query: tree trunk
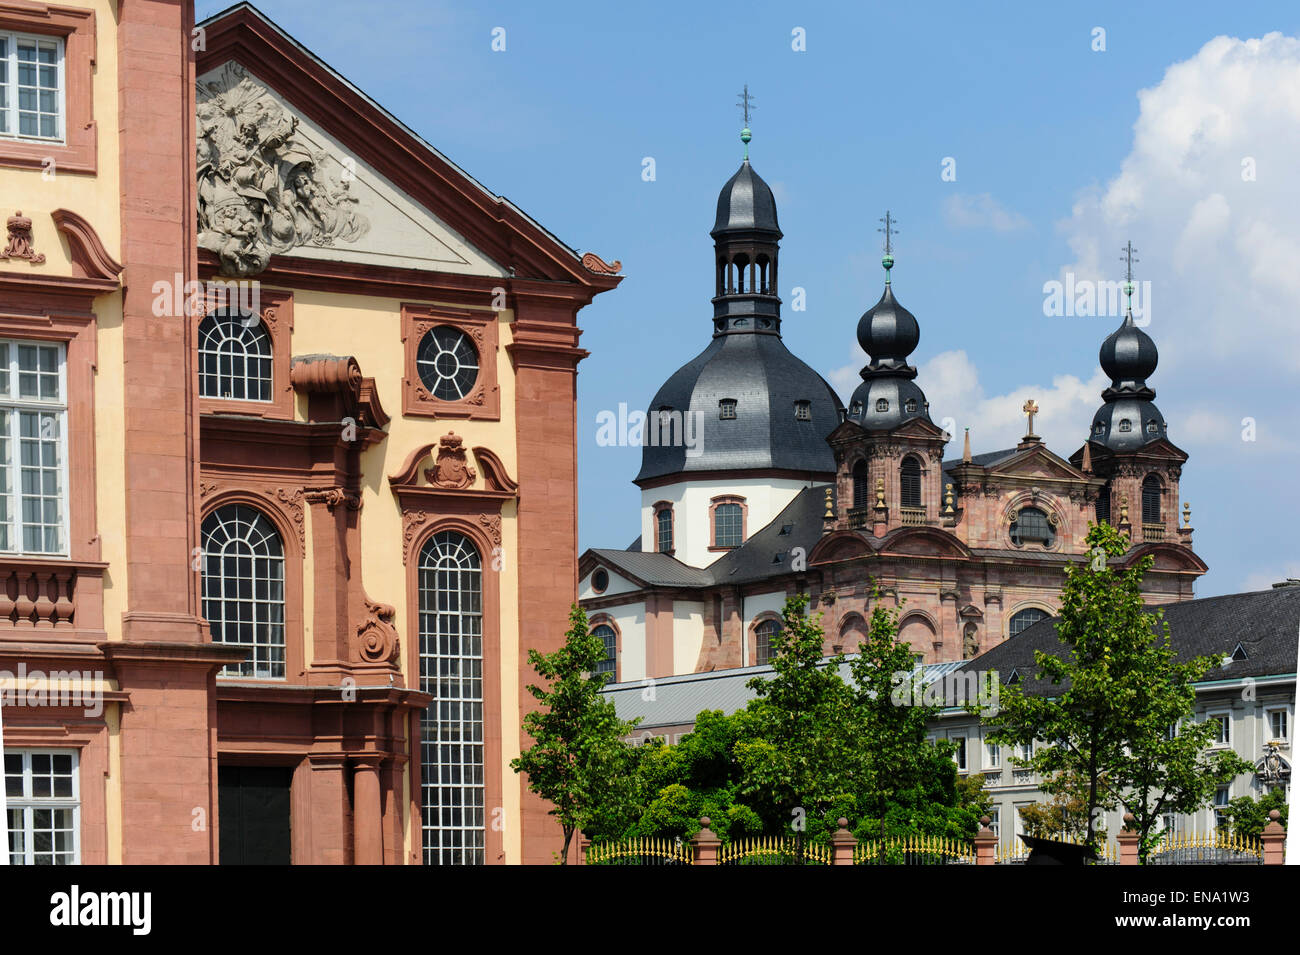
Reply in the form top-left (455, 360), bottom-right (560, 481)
top-left (560, 825), bottom-right (574, 866)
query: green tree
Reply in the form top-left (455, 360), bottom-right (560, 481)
top-left (511, 604), bottom-right (641, 863)
top-left (987, 522), bottom-right (1250, 859)
top-left (732, 593), bottom-right (857, 842)
top-left (1224, 788), bottom-right (1289, 841)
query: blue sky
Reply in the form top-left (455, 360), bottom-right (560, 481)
top-left (203, 1), bottom-right (1300, 596)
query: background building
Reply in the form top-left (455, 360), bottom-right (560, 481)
top-left (581, 142), bottom-right (1204, 682)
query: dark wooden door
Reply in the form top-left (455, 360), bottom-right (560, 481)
top-left (218, 766), bottom-right (292, 865)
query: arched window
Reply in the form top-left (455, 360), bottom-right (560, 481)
top-left (852, 460), bottom-right (870, 509)
top-left (875, 398), bottom-right (889, 412)
top-left (754, 618), bottom-right (780, 665)
top-left (900, 456), bottom-right (922, 509)
top-left (592, 624), bottom-right (617, 682)
top-left (713, 500), bottom-right (743, 548)
top-left (1009, 607), bottom-right (1049, 637)
top-left (202, 505), bottom-right (285, 679)
top-left (416, 326), bottom-right (479, 401)
top-left (1142, 474), bottom-right (1162, 524)
top-left (1095, 485), bottom-right (1111, 525)
top-left (655, 503), bottom-right (673, 553)
top-left (418, 531), bottom-right (484, 865)
top-left (198, 311), bottom-right (272, 401)
top-left (1010, 507), bottom-right (1055, 547)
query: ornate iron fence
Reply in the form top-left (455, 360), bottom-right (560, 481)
top-left (1146, 832), bottom-right (1262, 865)
top-left (587, 836), bottom-right (693, 865)
top-left (855, 833), bottom-right (975, 865)
top-left (719, 835), bottom-right (831, 865)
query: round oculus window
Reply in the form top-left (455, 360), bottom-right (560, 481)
top-left (417, 326), bottom-right (480, 401)
top-left (592, 568), bottom-right (610, 593)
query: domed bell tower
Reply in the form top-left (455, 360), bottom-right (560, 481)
top-left (711, 93), bottom-right (782, 337)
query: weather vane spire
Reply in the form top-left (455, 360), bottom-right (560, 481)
top-left (1120, 240), bottom-right (1139, 315)
top-left (736, 84), bottom-right (755, 159)
top-left (878, 210), bottom-right (898, 282)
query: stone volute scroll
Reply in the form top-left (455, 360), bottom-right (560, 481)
top-left (354, 597), bottom-right (400, 664)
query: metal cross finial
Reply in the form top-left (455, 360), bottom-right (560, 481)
top-left (878, 211), bottom-right (898, 255)
top-left (1121, 241), bottom-right (1139, 283)
top-left (1022, 398), bottom-right (1039, 437)
top-left (736, 84), bottom-right (755, 127)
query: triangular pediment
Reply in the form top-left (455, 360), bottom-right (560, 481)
top-left (987, 444), bottom-right (1088, 482)
top-left (197, 60), bottom-right (509, 278)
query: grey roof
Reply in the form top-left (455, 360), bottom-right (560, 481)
top-left (605, 658), bottom-right (968, 730)
top-left (587, 549), bottom-right (714, 588)
top-left (635, 332), bottom-right (843, 483)
top-left (963, 585), bottom-right (1300, 695)
top-left (941, 447), bottom-right (1022, 503)
top-left (707, 485), bottom-right (827, 584)
top-left (712, 160), bottom-right (781, 237)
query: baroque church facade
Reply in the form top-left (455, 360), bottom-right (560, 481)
top-left (579, 136), bottom-right (1206, 683)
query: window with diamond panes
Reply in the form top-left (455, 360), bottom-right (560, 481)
top-left (4, 750), bottom-right (78, 865)
top-left (0, 340), bottom-right (67, 555)
top-left (419, 531), bottom-right (485, 865)
top-left (0, 32), bottom-right (64, 141)
top-left (198, 311), bottom-right (273, 402)
top-left (714, 501), bottom-right (742, 547)
top-left (202, 505), bottom-right (286, 679)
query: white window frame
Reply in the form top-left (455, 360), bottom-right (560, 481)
top-left (984, 737), bottom-right (1000, 770)
top-left (1208, 710), bottom-right (1232, 748)
top-left (0, 30), bottom-right (66, 143)
top-left (988, 807), bottom-right (1000, 839)
top-left (0, 339), bottom-right (69, 556)
top-left (4, 748), bottom-right (80, 865)
top-left (1266, 706), bottom-right (1290, 744)
top-left (1213, 784), bottom-right (1231, 830)
top-left (951, 735), bottom-right (967, 772)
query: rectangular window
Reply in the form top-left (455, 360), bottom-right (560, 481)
top-left (988, 808), bottom-right (1000, 838)
top-left (984, 738), bottom-right (1000, 769)
top-left (1017, 741), bottom-right (1033, 763)
top-left (0, 340), bottom-right (67, 555)
top-left (1209, 712), bottom-right (1231, 746)
top-left (0, 32), bottom-right (64, 142)
top-left (1268, 708), bottom-right (1289, 742)
top-left (656, 507), bottom-right (672, 553)
top-left (1214, 785), bottom-right (1230, 829)
top-left (4, 750), bottom-right (79, 865)
top-left (952, 736), bottom-right (967, 772)
top-left (714, 502), bottom-right (742, 548)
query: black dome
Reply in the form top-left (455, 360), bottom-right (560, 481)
top-left (857, 284), bottom-right (920, 372)
top-left (1099, 314), bottom-right (1158, 392)
top-left (635, 333), bottom-right (843, 483)
top-left (848, 377), bottom-right (931, 430)
top-left (1090, 399), bottom-right (1166, 451)
top-left (712, 160), bottom-right (781, 237)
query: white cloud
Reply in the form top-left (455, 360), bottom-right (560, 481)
top-left (943, 193), bottom-right (1031, 232)
top-left (829, 348), bottom-right (1108, 453)
top-left (1058, 31), bottom-right (1300, 370)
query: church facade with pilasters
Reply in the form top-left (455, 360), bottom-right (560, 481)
top-left (580, 136), bottom-right (1205, 683)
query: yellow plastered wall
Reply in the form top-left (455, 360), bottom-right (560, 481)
top-left (284, 289), bottom-right (523, 864)
top-left (0, 0), bottom-right (127, 864)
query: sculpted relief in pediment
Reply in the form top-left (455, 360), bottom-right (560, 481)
top-left (197, 62), bottom-right (370, 276)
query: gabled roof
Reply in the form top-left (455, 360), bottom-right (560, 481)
top-left (961, 584), bottom-right (1300, 694)
top-left (706, 485), bottom-right (827, 585)
top-left (197, 3), bottom-right (621, 291)
top-left (582, 549), bottom-right (714, 589)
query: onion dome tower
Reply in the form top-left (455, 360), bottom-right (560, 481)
top-left (1087, 248), bottom-right (1166, 450)
top-left (847, 213), bottom-right (932, 430)
top-left (635, 116), bottom-right (844, 488)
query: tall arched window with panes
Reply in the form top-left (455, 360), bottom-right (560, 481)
top-left (201, 505), bottom-right (286, 679)
top-left (754, 618), bottom-right (780, 665)
top-left (592, 624), bottom-right (617, 682)
top-left (198, 310), bottom-right (273, 402)
top-left (1142, 474), bottom-right (1162, 525)
top-left (418, 531), bottom-right (484, 865)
